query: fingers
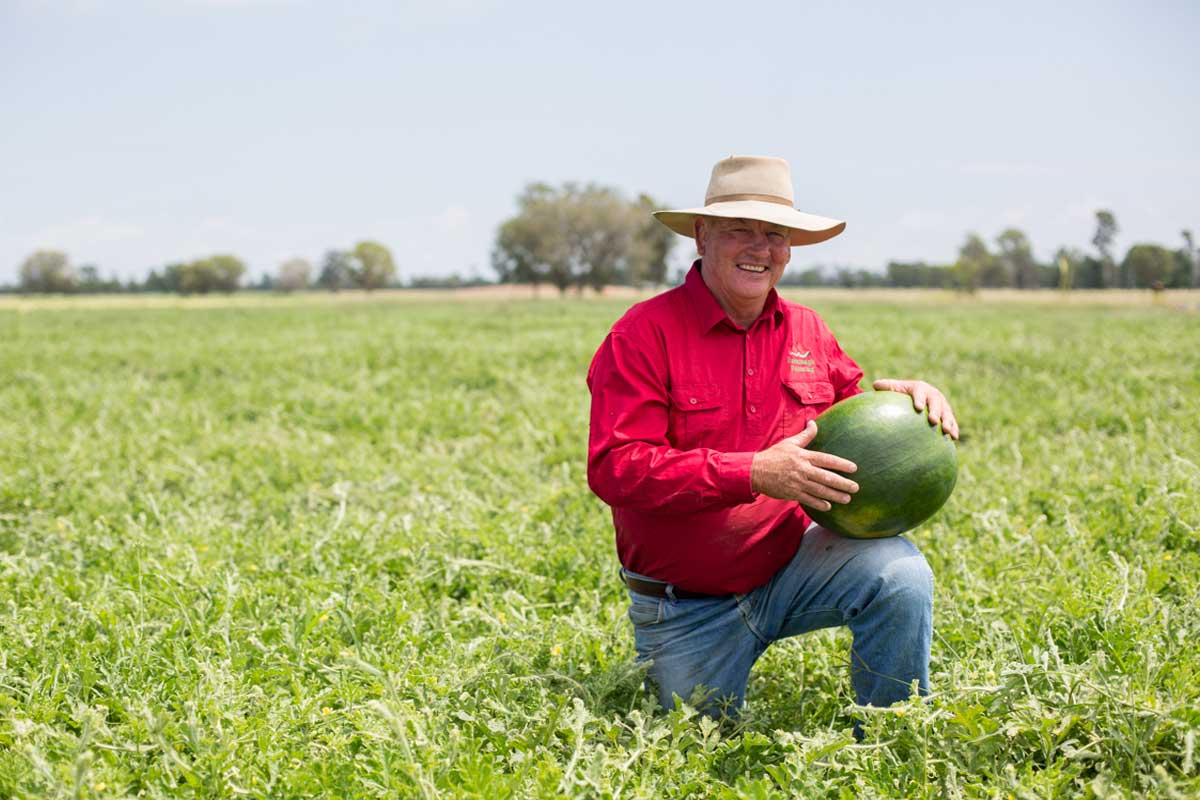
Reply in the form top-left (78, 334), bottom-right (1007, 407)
top-left (910, 384), bottom-right (928, 412)
top-left (808, 450), bottom-right (857, 475)
top-left (799, 460), bottom-right (859, 506)
top-left (798, 474), bottom-right (857, 510)
top-left (804, 473), bottom-right (857, 503)
top-left (933, 400), bottom-right (959, 439)
top-left (877, 378), bottom-right (958, 437)
top-left (799, 493), bottom-right (835, 512)
top-left (920, 387), bottom-right (960, 440)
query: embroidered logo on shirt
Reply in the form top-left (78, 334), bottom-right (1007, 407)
top-left (787, 346), bottom-right (816, 373)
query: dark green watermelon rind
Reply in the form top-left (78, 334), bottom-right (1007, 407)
top-left (802, 392), bottom-right (958, 539)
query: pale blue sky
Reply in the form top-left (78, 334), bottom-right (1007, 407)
top-left (3, 0), bottom-right (1198, 284)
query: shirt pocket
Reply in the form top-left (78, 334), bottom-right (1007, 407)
top-left (778, 378), bottom-right (835, 439)
top-left (667, 383), bottom-right (725, 449)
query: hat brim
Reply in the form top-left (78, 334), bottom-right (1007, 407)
top-left (653, 201), bottom-right (846, 246)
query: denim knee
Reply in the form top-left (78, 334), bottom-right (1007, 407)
top-left (849, 539), bottom-right (933, 620)
top-left (880, 547), bottom-right (933, 602)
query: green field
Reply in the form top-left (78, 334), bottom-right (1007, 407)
top-left (1, 295), bottom-right (1198, 798)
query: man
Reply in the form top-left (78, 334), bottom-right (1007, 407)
top-left (585, 155), bottom-right (959, 720)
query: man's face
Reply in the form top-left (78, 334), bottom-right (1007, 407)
top-left (695, 216), bottom-right (792, 308)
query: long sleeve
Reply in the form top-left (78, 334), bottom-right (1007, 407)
top-left (586, 331), bottom-right (756, 514)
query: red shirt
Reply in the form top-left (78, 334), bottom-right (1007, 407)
top-left (586, 262), bottom-right (863, 595)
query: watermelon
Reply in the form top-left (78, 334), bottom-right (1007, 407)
top-left (802, 390), bottom-right (957, 539)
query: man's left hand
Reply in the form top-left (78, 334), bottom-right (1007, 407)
top-left (872, 379), bottom-right (959, 440)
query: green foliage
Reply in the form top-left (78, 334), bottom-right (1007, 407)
top-left (1181, 230), bottom-right (1198, 289)
top-left (0, 297), bottom-right (1197, 798)
top-left (1121, 244), bottom-right (1175, 288)
top-left (631, 194), bottom-right (676, 288)
top-left (884, 261), bottom-right (953, 289)
top-left (174, 255), bottom-right (246, 294)
top-left (275, 258), bottom-right (312, 293)
top-left (954, 233), bottom-right (991, 292)
top-left (1093, 210), bottom-right (1120, 288)
top-left (492, 182), bottom-right (674, 294)
top-left (19, 250), bottom-right (77, 293)
top-left (317, 250), bottom-right (355, 292)
top-left (997, 228), bottom-right (1038, 289)
top-left (350, 241), bottom-right (396, 291)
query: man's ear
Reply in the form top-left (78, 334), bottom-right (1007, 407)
top-left (693, 218), bottom-right (706, 256)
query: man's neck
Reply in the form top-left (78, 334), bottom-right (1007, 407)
top-left (700, 262), bottom-right (766, 330)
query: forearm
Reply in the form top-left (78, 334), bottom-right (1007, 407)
top-left (588, 441), bottom-right (756, 513)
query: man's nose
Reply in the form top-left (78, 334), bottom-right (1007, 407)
top-left (746, 232), bottom-right (772, 255)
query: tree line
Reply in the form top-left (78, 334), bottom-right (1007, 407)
top-left (10, 241), bottom-right (401, 295)
top-left (776, 213), bottom-right (1196, 290)
top-left (8, 195), bottom-right (1197, 295)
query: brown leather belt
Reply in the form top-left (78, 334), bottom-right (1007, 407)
top-left (620, 570), bottom-right (719, 600)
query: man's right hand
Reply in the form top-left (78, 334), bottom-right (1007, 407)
top-left (750, 421), bottom-right (859, 510)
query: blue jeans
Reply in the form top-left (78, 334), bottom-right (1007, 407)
top-left (625, 525), bottom-right (933, 715)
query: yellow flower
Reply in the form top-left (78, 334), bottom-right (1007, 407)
top-left (322, 706), bottom-right (333, 716)
top-left (551, 645), bottom-right (562, 656)
top-left (246, 564), bottom-right (258, 572)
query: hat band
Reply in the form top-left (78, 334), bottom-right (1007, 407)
top-left (704, 192), bottom-right (793, 207)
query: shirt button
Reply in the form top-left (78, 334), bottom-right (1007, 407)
top-left (689, 398), bottom-right (697, 405)
top-left (749, 405), bottom-right (757, 414)
top-left (746, 368), bottom-right (754, 376)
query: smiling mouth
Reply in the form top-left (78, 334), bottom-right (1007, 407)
top-left (736, 264), bottom-right (768, 273)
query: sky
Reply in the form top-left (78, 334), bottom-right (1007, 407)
top-left (2, 0), bottom-right (1198, 284)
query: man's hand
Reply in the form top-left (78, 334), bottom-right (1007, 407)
top-left (872, 379), bottom-right (960, 439)
top-left (751, 421), bottom-right (859, 510)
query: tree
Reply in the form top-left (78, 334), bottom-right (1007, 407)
top-left (564, 184), bottom-right (638, 293)
top-left (629, 194), bottom-right (675, 287)
top-left (1054, 247), bottom-right (1086, 292)
top-left (19, 250), bottom-right (77, 293)
top-left (276, 257), bottom-right (312, 292)
top-left (207, 254), bottom-right (245, 292)
top-left (492, 181), bottom-right (665, 295)
top-left (492, 183), bottom-right (570, 293)
top-left (1092, 210), bottom-right (1119, 288)
top-left (953, 234), bottom-right (992, 293)
top-left (317, 250), bottom-right (355, 292)
top-left (177, 254), bottom-right (245, 294)
top-left (77, 264), bottom-right (119, 293)
top-left (996, 228), bottom-right (1039, 289)
top-left (350, 241), bottom-right (396, 291)
top-left (1182, 229), bottom-right (1197, 288)
top-left (1121, 244), bottom-right (1174, 288)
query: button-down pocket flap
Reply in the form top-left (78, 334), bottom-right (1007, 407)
top-left (669, 384), bottom-right (723, 411)
top-left (783, 379), bottom-right (835, 405)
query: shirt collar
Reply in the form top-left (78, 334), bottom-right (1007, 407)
top-left (684, 260), bottom-right (785, 332)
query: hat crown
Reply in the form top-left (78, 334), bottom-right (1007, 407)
top-left (705, 155), bottom-right (795, 206)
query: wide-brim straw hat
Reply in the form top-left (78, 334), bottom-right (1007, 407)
top-left (653, 155), bottom-right (846, 246)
